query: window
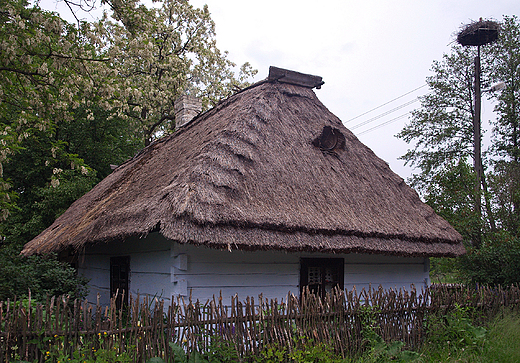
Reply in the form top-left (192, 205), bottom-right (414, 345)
top-left (300, 258), bottom-right (344, 298)
top-left (110, 256), bottom-right (130, 308)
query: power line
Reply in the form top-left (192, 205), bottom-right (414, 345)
top-left (350, 98), bottom-right (419, 130)
top-left (344, 84), bottom-right (427, 124)
top-left (356, 113), bottom-right (410, 136)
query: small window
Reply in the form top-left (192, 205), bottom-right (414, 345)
top-left (300, 258), bottom-right (344, 299)
top-left (110, 256), bottom-right (130, 309)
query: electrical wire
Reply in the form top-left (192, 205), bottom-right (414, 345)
top-left (356, 113), bottom-right (410, 136)
top-left (349, 98), bottom-right (419, 130)
top-left (344, 84), bottom-right (427, 124)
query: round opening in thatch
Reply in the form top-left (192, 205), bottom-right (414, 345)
top-left (457, 19), bottom-right (499, 46)
top-left (313, 126), bottom-right (345, 152)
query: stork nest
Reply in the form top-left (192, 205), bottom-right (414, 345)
top-left (457, 19), bottom-right (500, 46)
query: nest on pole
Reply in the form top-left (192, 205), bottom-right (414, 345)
top-left (457, 19), bottom-right (500, 46)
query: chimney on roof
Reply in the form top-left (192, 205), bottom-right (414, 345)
top-left (174, 95), bottom-right (202, 128)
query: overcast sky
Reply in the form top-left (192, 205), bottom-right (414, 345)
top-left (42, 0), bottom-right (519, 179)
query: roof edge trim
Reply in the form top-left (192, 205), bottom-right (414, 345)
top-left (268, 66), bottom-right (324, 89)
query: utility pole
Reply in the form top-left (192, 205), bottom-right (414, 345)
top-left (473, 46), bottom-right (482, 243)
top-left (457, 19), bottom-right (499, 248)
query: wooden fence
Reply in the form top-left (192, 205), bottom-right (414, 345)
top-left (1, 284), bottom-right (520, 362)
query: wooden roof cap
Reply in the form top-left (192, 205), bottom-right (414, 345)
top-left (268, 66), bottom-right (325, 89)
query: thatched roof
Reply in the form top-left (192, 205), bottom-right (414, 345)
top-left (22, 68), bottom-right (464, 257)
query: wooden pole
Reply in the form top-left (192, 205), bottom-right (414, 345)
top-left (473, 46), bottom-right (482, 248)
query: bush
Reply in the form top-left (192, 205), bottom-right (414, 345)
top-left (421, 304), bottom-right (486, 361)
top-left (0, 244), bottom-right (88, 301)
top-left (459, 235), bottom-right (520, 286)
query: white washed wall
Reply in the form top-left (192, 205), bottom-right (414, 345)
top-left (78, 233), bottom-right (429, 306)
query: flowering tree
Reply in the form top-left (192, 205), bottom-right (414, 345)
top-left (0, 0), bottom-right (256, 220)
top-left (0, 0), bottom-right (256, 300)
top-left (99, 0), bottom-right (256, 144)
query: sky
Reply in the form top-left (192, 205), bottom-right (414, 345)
top-left (41, 0), bottom-right (519, 179)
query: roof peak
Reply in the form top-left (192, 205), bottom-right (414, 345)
top-left (268, 66), bottom-right (324, 89)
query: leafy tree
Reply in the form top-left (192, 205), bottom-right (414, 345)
top-left (398, 16), bottom-right (520, 241)
top-left (459, 233), bottom-right (520, 286)
top-left (398, 15), bottom-right (520, 284)
top-left (93, 0), bottom-right (256, 145)
top-left (487, 16), bottom-right (520, 235)
top-left (0, 0), bottom-right (256, 300)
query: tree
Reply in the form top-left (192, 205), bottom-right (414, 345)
top-left (0, 0), bottom-right (256, 300)
top-left (0, 0), bottom-right (256, 218)
top-left (487, 16), bottom-right (520, 234)
top-left (398, 15), bottom-right (520, 284)
top-left (398, 15), bottom-right (520, 243)
top-left (397, 44), bottom-right (486, 242)
top-left (93, 0), bottom-right (256, 145)
top-left (0, 0), bottom-right (104, 219)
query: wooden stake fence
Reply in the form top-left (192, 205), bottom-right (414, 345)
top-left (1, 284), bottom-right (519, 362)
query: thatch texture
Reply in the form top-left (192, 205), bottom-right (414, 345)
top-left (22, 78), bottom-right (464, 257)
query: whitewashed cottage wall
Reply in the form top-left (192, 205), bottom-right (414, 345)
top-left (78, 232), bottom-right (430, 306)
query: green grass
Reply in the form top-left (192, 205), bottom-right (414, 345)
top-left (414, 309), bottom-right (520, 363)
top-left (478, 310), bottom-right (520, 362)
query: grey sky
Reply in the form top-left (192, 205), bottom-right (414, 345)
top-left (190, 0), bottom-right (518, 179)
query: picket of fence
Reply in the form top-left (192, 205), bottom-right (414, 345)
top-left (1, 284), bottom-right (520, 362)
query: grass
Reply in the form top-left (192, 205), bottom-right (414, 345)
top-left (413, 309), bottom-right (520, 363)
top-left (478, 310), bottom-right (520, 362)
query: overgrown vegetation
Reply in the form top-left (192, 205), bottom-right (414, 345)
top-left (3, 285), bottom-right (519, 362)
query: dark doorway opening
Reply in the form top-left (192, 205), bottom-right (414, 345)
top-left (110, 256), bottom-right (130, 309)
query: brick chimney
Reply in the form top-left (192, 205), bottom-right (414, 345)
top-left (174, 95), bottom-right (202, 128)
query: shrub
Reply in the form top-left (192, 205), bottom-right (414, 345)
top-left (459, 235), bottom-right (520, 286)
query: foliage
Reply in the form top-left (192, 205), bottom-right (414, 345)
top-left (479, 309), bottom-right (520, 362)
top-left (426, 304), bottom-right (486, 352)
top-left (0, 247), bottom-right (89, 301)
top-left (253, 338), bottom-right (345, 363)
top-left (37, 334), bottom-right (134, 362)
top-left (416, 307), bottom-right (520, 362)
top-left (0, 0), bottom-right (256, 302)
top-left (459, 234), bottom-right (520, 286)
top-left (356, 305), bottom-right (419, 362)
top-left (398, 15), bottom-right (520, 248)
top-left (0, 0), bottom-right (108, 218)
top-left (397, 44), bottom-right (478, 194)
top-left (398, 15), bottom-right (520, 285)
top-left (97, 0), bottom-right (257, 145)
top-left (202, 337), bottom-right (239, 362)
top-left (421, 160), bottom-right (481, 243)
top-left (429, 256), bottom-right (461, 284)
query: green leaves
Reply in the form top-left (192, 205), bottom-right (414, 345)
top-left (398, 15), bottom-right (520, 247)
top-left (96, 0), bottom-right (256, 145)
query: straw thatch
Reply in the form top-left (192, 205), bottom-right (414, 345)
top-left (22, 71), bottom-right (464, 257)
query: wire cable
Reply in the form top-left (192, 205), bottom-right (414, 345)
top-left (350, 98), bottom-right (419, 130)
top-left (356, 113), bottom-right (410, 136)
top-left (344, 84), bottom-right (427, 124)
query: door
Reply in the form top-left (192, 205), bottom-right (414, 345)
top-left (110, 256), bottom-right (130, 308)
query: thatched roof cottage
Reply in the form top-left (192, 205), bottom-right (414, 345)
top-left (23, 67), bottom-right (464, 305)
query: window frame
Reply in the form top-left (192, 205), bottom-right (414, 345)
top-left (299, 257), bottom-right (344, 299)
